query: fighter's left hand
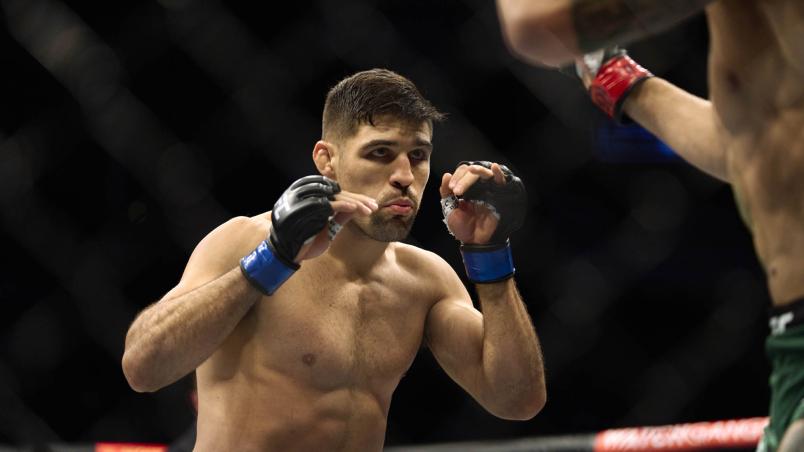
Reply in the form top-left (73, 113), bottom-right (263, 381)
top-left (440, 162), bottom-right (506, 244)
top-left (441, 160), bottom-right (527, 284)
top-left (440, 160), bottom-right (528, 247)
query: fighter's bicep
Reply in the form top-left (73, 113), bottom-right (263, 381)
top-left (426, 298), bottom-right (484, 386)
top-left (424, 264), bottom-right (485, 389)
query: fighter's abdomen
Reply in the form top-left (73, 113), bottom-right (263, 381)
top-left (193, 370), bottom-right (389, 452)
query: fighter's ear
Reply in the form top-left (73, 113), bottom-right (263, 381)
top-left (313, 141), bottom-right (336, 179)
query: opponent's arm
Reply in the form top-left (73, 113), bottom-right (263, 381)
top-left (122, 177), bottom-right (376, 392)
top-left (578, 49), bottom-right (728, 181)
top-left (426, 162), bottom-right (545, 420)
top-left (624, 78), bottom-right (727, 181)
top-left (497, 0), bottom-right (713, 67)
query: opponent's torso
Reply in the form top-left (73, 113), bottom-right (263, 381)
top-left (194, 241), bottom-right (439, 452)
top-left (707, 0), bottom-right (804, 304)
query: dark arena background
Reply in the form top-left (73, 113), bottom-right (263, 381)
top-left (0, 0), bottom-right (772, 450)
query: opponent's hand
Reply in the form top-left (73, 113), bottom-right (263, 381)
top-left (439, 161), bottom-right (526, 245)
top-left (574, 47), bottom-right (653, 122)
top-left (575, 48), bottom-right (607, 89)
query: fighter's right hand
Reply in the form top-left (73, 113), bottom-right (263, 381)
top-left (240, 175), bottom-right (377, 295)
top-left (575, 47), bottom-right (653, 123)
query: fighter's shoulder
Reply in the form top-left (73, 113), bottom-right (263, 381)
top-left (391, 243), bottom-right (470, 305)
top-left (187, 213), bottom-right (270, 270)
top-left (206, 212), bottom-right (269, 243)
top-left (392, 242), bottom-right (459, 281)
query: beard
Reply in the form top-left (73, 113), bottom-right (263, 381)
top-left (351, 206), bottom-right (418, 242)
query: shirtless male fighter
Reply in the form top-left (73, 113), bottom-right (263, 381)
top-left (121, 69), bottom-right (546, 451)
top-left (496, 1), bottom-right (804, 451)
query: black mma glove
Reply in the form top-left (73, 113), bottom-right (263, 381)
top-left (240, 175), bottom-right (340, 295)
top-left (441, 161), bottom-right (527, 283)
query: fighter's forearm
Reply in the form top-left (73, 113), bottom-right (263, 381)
top-left (571, 0), bottom-right (713, 52)
top-left (122, 267), bottom-right (261, 392)
top-left (475, 279), bottom-right (546, 419)
top-left (623, 77), bottom-right (728, 181)
top-left (498, 0), bottom-right (712, 67)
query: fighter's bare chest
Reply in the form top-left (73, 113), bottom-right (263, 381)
top-left (251, 273), bottom-right (431, 389)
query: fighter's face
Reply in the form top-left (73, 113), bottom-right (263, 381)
top-left (333, 116), bottom-right (432, 242)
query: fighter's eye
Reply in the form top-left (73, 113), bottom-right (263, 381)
top-left (410, 149), bottom-right (429, 161)
top-left (370, 148), bottom-right (389, 158)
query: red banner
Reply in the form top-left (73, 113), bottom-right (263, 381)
top-left (594, 417), bottom-right (768, 451)
top-left (95, 443), bottom-right (167, 452)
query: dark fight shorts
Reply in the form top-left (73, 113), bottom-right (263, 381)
top-left (757, 298), bottom-right (804, 452)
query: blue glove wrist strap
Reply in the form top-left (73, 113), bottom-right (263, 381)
top-left (460, 241), bottom-right (515, 284)
top-left (240, 240), bottom-right (299, 295)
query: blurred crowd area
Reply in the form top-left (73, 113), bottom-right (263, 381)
top-left (0, 0), bottom-right (771, 448)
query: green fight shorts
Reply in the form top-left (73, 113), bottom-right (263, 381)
top-left (757, 298), bottom-right (804, 452)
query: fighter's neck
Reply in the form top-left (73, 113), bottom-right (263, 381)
top-left (323, 224), bottom-right (392, 276)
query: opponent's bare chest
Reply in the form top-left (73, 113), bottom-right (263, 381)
top-left (727, 115), bottom-right (804, 214)
top-left (707, 1), bottom-right (804, 129)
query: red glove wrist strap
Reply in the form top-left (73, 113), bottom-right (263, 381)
top-left (589, 54), bottom-right (653, 122)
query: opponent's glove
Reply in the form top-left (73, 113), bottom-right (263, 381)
top-left (441, 161), bottom-right (527, 284)
top-left (577, 47), bottom-right (653, 123)
top-left (240, 175), bottom-right (340, 295)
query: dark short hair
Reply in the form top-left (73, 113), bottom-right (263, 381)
top-left (322, 69), bottom-right (445, 141)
